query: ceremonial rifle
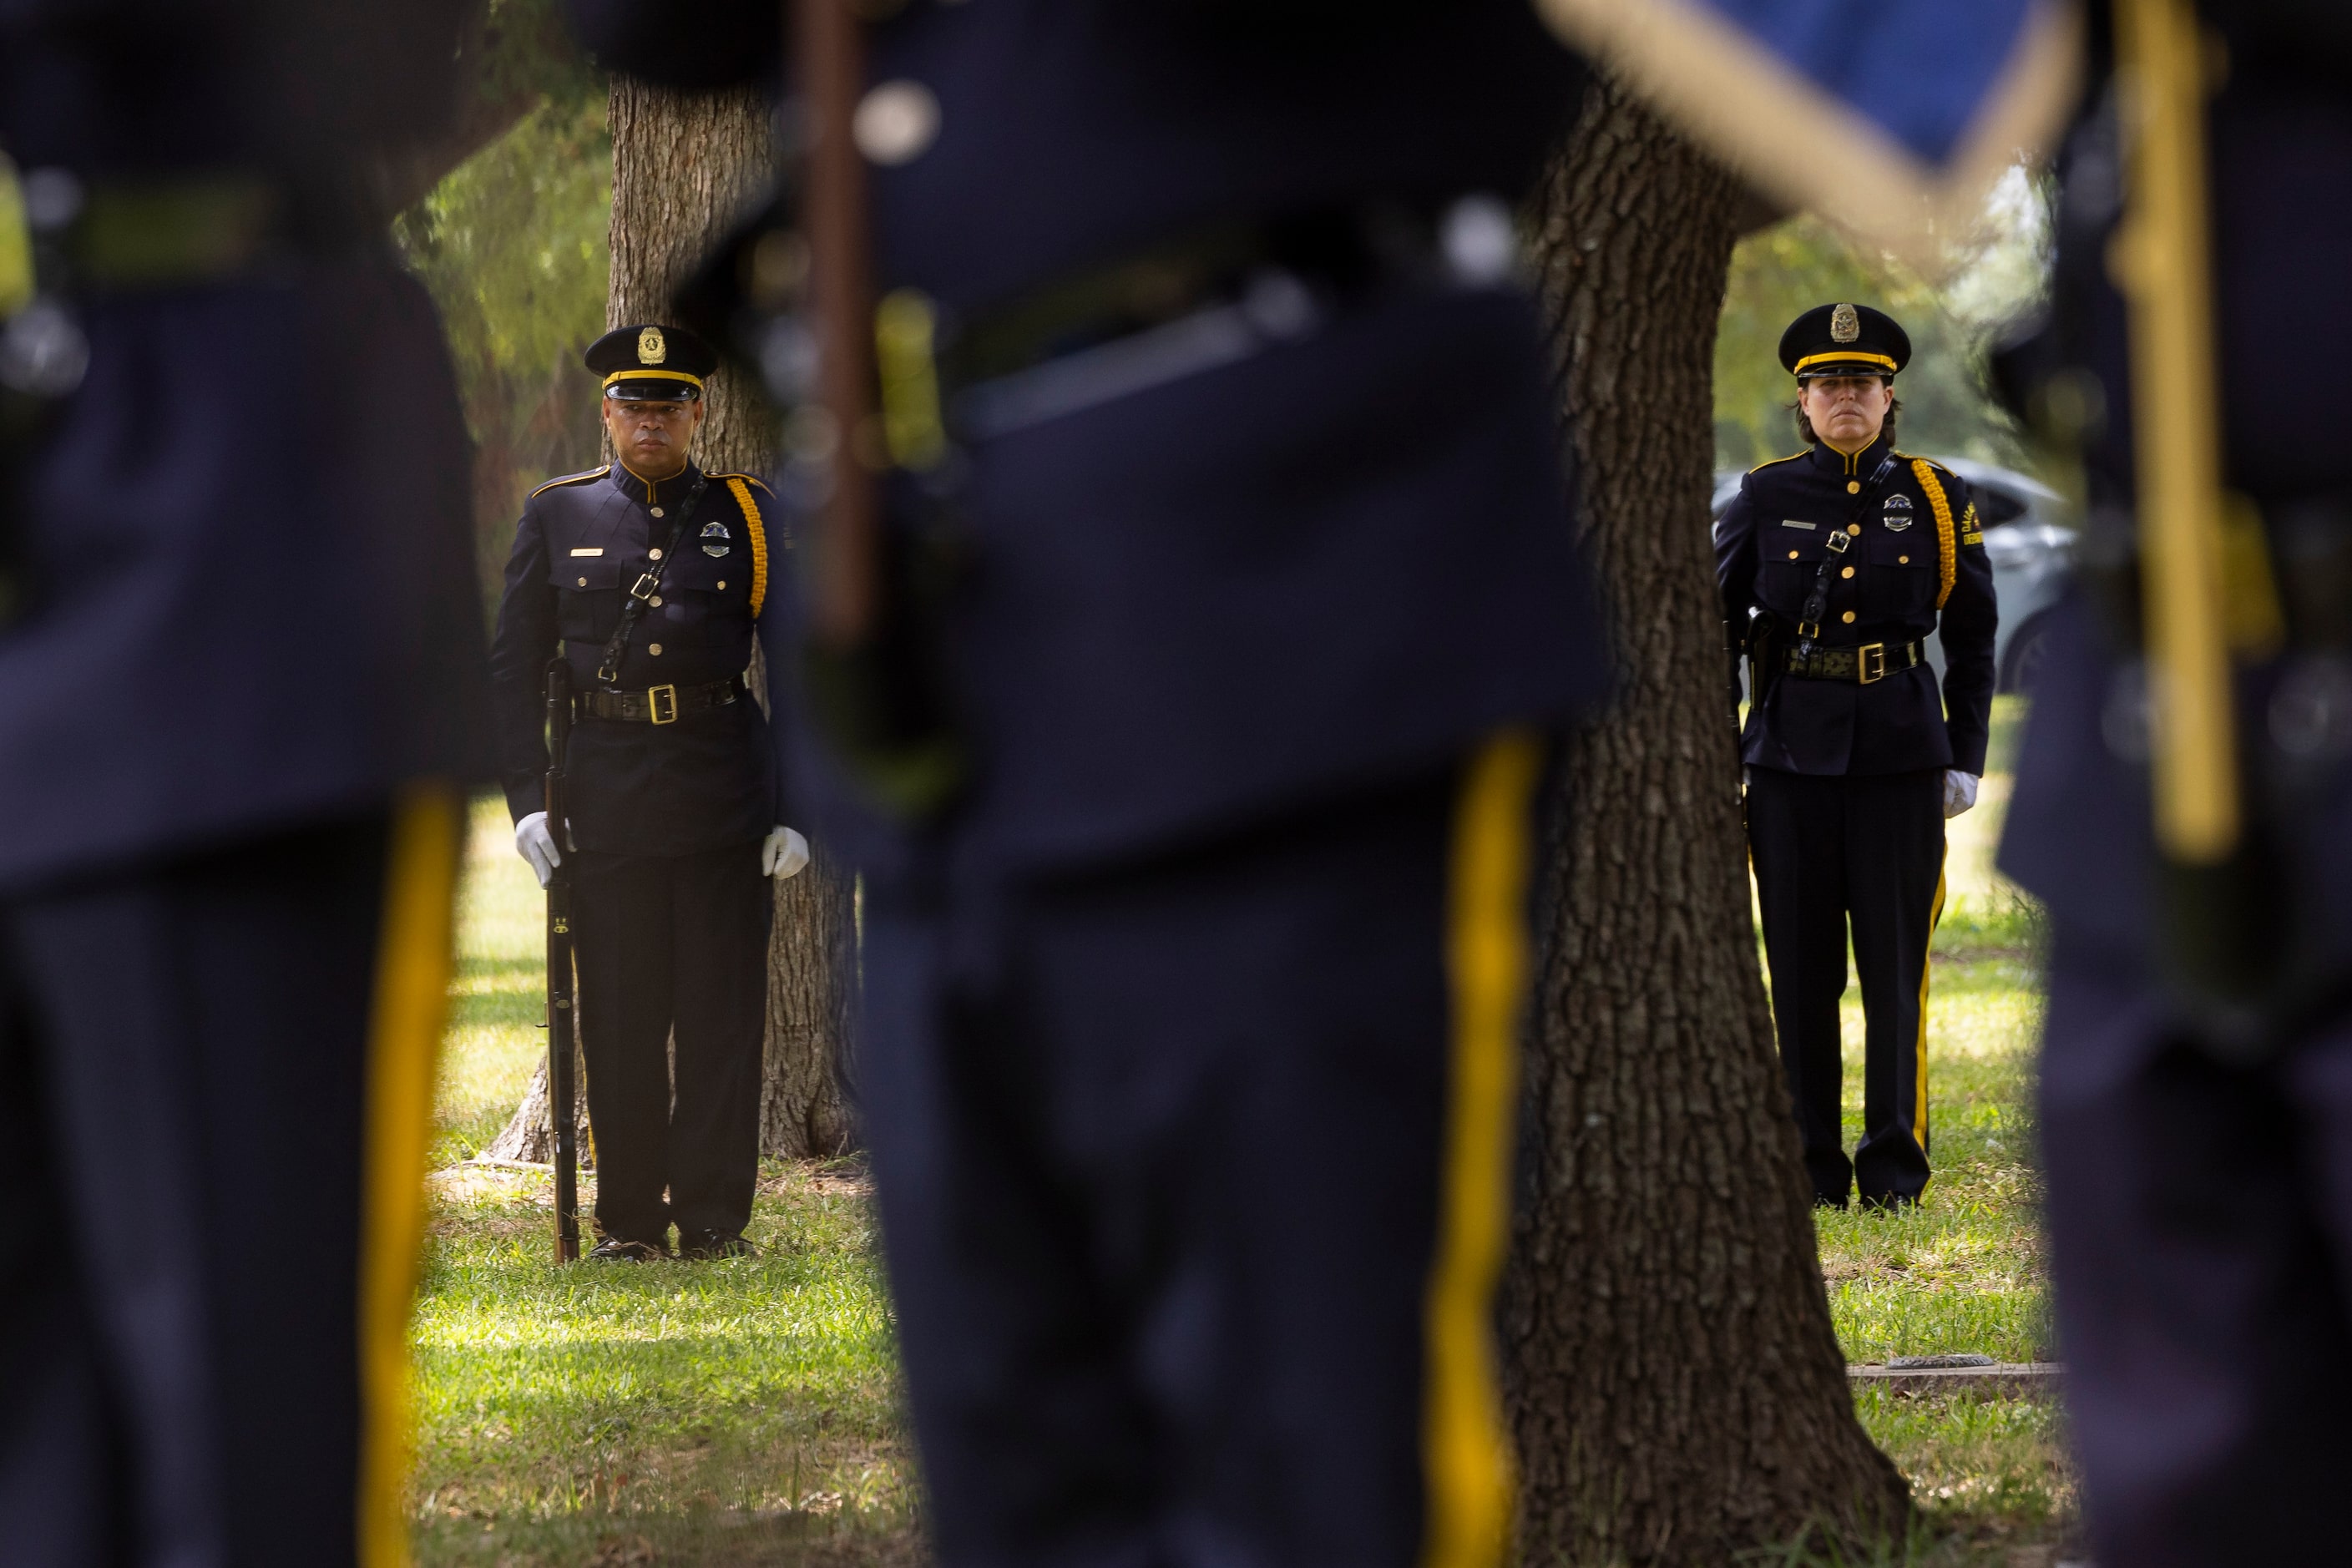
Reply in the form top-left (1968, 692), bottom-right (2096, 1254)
top-left (777, 0), bottom-right (965, 817)
top-left (795, 0), bottom-right (878, 654)
top-left (544, 656), bottom-right (581, 1262)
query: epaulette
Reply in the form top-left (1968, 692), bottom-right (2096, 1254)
top-left (1748, 451), bottom-right (1808, 473)
top-left (529, 465), bottom-right (610, 500)
top-left (1893, 451), bottom-right (1954, 479)
top-left (706, 472), bottom-right (774, 496)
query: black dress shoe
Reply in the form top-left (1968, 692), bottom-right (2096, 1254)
top-left (588, 1237), bottom-right (669, 1262)
top-left (678, 1228), bottom-right (754, 1260)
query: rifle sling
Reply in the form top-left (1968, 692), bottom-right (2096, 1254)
top-left (594, 474), bottom-right (707, 685)
top-left (1795, 453), bottom-right (1900, 650)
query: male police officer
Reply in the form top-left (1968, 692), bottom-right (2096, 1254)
top-left (490, 324), bottom-right (807, 1263)
top-left (0, 4), bottom-right (489, 1562)
top-left (1717, 304), bottom-right (1996, 1211)
top-left (569, 3), bottom-right (1602, 1564)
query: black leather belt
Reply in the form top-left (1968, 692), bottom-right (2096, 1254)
top-left (945, 206), bottom-right (1447, 388)
top-left (1782, 640), bottom-right (1925, 685)
top-left (578, 673), bottom-right (745, 724)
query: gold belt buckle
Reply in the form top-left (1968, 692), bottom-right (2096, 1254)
top-left (1857, 642), bottom-right (1886, 685)
top-left (647, 683), bottom-right (679, 724)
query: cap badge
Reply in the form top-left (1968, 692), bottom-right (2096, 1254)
top-left (638, 326), bottom-right (667, 366)
top-left (1830, 303), bottom-right (1860, 343)
top-left (701, 519), bottom-right (732, 557)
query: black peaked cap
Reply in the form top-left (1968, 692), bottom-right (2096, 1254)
top-left (1778, 303), bottom-right (1911, 381)
top-left (585, 323), bottom-right (718, 398)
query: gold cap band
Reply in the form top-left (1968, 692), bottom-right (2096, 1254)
top-left (603, 369), bottom-right (705, 392)
top-left (1793, 352), bottom-right (1899, 375)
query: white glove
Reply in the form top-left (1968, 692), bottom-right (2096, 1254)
top-left (1943, 770), bottom-right (1980, 819)
top-left (762, 826), bottom-right (811, 880)
top-left (514, 811), bottom-right (562, 888)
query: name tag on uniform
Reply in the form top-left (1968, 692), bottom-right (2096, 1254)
top-left (1780, 519), bottom-right (1817, 530)
top-left (569, 548), bottom-right (604, 557)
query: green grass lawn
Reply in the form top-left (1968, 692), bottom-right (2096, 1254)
top-left (417, 698), bottom-right (2071, 1564)
top-left (417, 804), bottom-right (923, 1565)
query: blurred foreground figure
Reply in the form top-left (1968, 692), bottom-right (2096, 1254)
top-left (570, 3), bottom-right (1601, 1562)
top-left (1992, 5), bottom-right (2352, 1561)
top-left (0, 4), bottom-right (488, 1564)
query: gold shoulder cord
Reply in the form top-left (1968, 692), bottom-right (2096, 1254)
top-left (725, 477), bottom-right (770, 619)
top-left (2112, 0), bottom-right (2238, 862)
top-left (1909, 458), bottom-right (1958, 609)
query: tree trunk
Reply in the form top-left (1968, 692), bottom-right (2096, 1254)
top-left (487, 77), bottom-right (854, 1165)
top-left (1501, 81), bottom-right (1909, 1565)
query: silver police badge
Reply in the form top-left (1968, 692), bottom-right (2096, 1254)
top-left (1882, 493), bottom-right (1914, 531)
top-left (701, 519), bottom-right (731, 557)
top-left (1830, 302), bottom-right (1859, 342)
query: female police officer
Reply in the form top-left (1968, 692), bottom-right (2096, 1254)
top-left (1716, 303), bottom-right (1997, 1209)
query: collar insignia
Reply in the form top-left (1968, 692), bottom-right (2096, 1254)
top-left (638, 326), bottom-right (666, 365)
top-left (1830, 303), bottom-right (1859, 343)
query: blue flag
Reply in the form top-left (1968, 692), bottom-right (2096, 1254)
top-left (1534, 0), bottom-right (2081, 259)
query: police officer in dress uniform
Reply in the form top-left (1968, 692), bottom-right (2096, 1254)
top-left (1991, 5), bottom-right (2352, 1560)
top-left (491, 323), bottom-right (809, 1263)
top-left (1717, 304), bottom-right (1996, 1211)
top-left (568, 3), bottom-right (1602, 1564)
top-left (0, 3), bottom-right (491, 1563)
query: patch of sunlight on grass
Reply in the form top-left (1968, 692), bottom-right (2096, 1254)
top-left (1855, 1388), bottom-right (2076, 1523)
top-left (413, 1166), bottom-right (918, 1561)
top-left (1818, 933), bottom-right (2049, 1364)
top-left (436, 796), bottom-right (553, 1166)
top-left (417, 802), bottom-right (920, 1563)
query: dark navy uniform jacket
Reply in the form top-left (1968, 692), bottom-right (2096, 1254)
top-left (0, 2), bottom-right (469, 178)
top-left (1999, 8), bottom-right (2352, 994)
top-left (574, 0), bottom-right (1586, 317)
top-left (1717, 433), bottom-right (1997, 776)
top-left (489, 462), bottom-right (783, 856)
top-left (0, 2), bottom-right (490, 895)
top-left (571, 0), bottom-right (1606, 872)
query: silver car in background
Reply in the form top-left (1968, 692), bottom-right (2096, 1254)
top-left (1711, 457), bottom-right (2076, 693)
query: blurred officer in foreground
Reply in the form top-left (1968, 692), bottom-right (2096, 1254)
top-left (1718, 305), bottom-right (1996, 1210)
top-left (0, 3), bottom-right (489, 1564)
top-left (569, 2), bottom-right (1602, 1563)
top-left (491, 323), bottom-right (808, 1263)
top-left (1990, 3), bottom-right (2352, 1560)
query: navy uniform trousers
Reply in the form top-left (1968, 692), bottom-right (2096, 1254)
top-left (857, 739), bottom-right (1545, 1568)
top-left (1747, 766), bottom-right (1945, 1207)
top-left (2036, 968), bottom-right (2352, 1566)
top-left (0, 803), bottom-right (458, 1568)
top-left (571, 842), bottom-right (770, 1245)
top-left (2010, 607), bottom-right (2352, 1565)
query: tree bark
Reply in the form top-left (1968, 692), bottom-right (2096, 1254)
top-left (1502, 81), bottom-right (1909, 1565)
top-left (488, 77), bottom-right (854, 1164)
